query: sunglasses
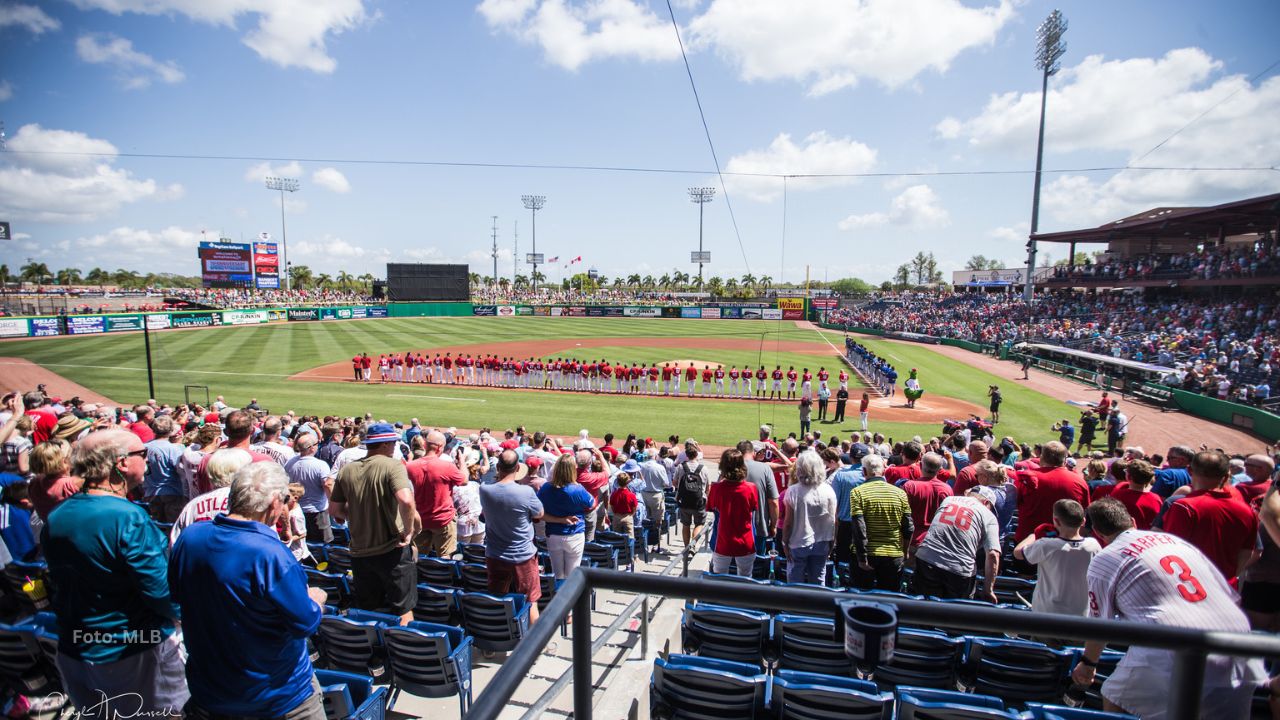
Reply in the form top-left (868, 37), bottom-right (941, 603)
top-left (122, 449), bottom-right (148, 459)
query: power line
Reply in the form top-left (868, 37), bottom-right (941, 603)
top-left (665, 0), bottom-right (750, 274)
top-left (2, 146), bottom-right (1270, 179)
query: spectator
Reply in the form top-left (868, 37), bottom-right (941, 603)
top-left (912, 487), bottom-right (1001, 601)
top-left (315, 422), bottom-right (344, 468)
top-left (143, 414), bottom-right (188, 523)
top-left (171, 462), bottom-right (328, 718)
top-left (673, 441), bottom-right (710, 548)
top-left (706, 449), bottom-right (759, 577)
top-left (285, 432), bottom-right (334, 543)
top-left (481, 450), bottom-right (565, 626)
top-left (1153, 445), bottom-right (1195, 498)
top-left (780, 450), bottom-right (836, 585)
top-left (1, 415), bottom-right (32, 478)
top-left (951, 440), bottom-right (988, 495)
top-left (850, 454), bottom-right (914, 591)
top-left (575, 446), bottom-right (611, 542)
top-left (1160, 450), bottom-right (1257, 584)
top-left (900, 452), bottom-right (954, 548)
top-left (738, 440), bottom-right (781, 556)
top-left (42, 430), bottom-right (187, 713)
top-left (1014, 499), bottom-right (1100, 616)
top-left (1073, 497), bottom-right (1264, 719)
top-left (1236, 454), bottom-right (1275, 505)
top-left (454, 458), bottom-right (487, 545)
top-left (826, 447), bottom-right (863, 567)
top-left (538, 454), bottom-right (595, 580)
top-left (28, 438), bottom-right (80, 519)
top-left (24, 391), bottom-right (57, 445)
top-left (884, 441), bottom-right (923, 484)
top-left (329, 423), bottom-right (421, 626)
top-left (608, 472), bottom-right (638, 536)
top-left (1014, 441), bottom-right (1089, 542)
top-left (170, 449), bottom-right (254, 544)
top-left (975, 460), bottom-right (1018, 536)
top-left (406, 430), bottom-right (467, 557)
top-left (631, 448), bottom-right (669, 554)
top-left (195, 410), bottom-right (272, 494)
top-left (1109, 459), bottom-right (1163, 530)
top-left (251, 416), bottom-right (296, 466)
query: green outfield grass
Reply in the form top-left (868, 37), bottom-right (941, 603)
top-left (0, 317), bottom-right (1064, 446)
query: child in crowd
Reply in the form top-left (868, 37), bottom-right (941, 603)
top-left (609, 472), bottom-right (638, 536)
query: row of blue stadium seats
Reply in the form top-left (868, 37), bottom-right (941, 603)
top-left (701, 572), bottom-right (1036, 612)
top-left (650, 653), bottom-right (1137, 720)
top-left (679, 601), bottom-right (1126, 709)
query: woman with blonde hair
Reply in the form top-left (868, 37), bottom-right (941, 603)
top-left (536, 454), bottom-right (594, 579)
top-left (29, 439), bottom-right (81, 519)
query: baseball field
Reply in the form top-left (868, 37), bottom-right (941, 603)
top-left (0, 316), bottom-right (1098, 447)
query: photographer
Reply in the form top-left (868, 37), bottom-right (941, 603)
top-left (987, 385), bottom-right (1002, 424)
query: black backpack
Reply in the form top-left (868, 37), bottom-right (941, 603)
top-left (677, 462), bottom-right (707, 510)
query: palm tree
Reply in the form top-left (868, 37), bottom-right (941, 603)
top-left (659, 273), bottom-right (672, 290)
top-left (20, 262), bottom-right (51, 284)
top-left (514, 274), bottom-right (529, 287)
top-left (612, 277), bottom-right (624, 287)
top-left (56, 268), bottom-right (83, 285)
top-left (627, 274), bottom-right (641, 288)
top-left (316, 273), bottom-right (333, 289)
top-left (336, 271), bottom-right (354, 289)
top-left (86, 267), bottom-right (109, 288)
top-left (531, 270), bottom-right (546, 286)
top-left (707, 276), bottom-right (724, 296)
top-left (289, 265), bottom-right (313, 290)
top-left (358, 273), bottom-right (374, 292)
top-left (758, 275), bottom-right (773, 293)
top-left (0, 265), bottom-right (9, 288)
top-left (596, 275), bottom-right (609, 288)
top-left (725, 278), bottom-right (738, 293)
top-left (468, 272), bottom-right (481, 287)
top-left (741, 273), bottom-right (756, 291)
top-left (113, 269), bottom-right (140, 288)
top-left (497, 277), bottom-right (510, 289)
top-left (641, 275), bottom-right (655, 290)
top-left (691, 275), bottom-right (704, 291)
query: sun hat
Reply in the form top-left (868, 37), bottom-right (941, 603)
top-left (620, 459), bottom-right (642, 474)
top-left (362, 422), bottom-right (399, 445)
top-left (52, 415), bottom-right (93, 442)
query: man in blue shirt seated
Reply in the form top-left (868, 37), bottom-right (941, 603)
top-left (1153, 445), bottom-right (1195, 498)
top-left (171, 462), bottom-right (329, 719)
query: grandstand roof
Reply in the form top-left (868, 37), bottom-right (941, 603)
top-left (1031, 192), bottom-right (1280, 245)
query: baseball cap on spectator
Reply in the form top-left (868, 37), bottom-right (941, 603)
top-left (526, 456), bottom-right (543, 471)
top-left (840, 452), bottom-right (855, 465)
top-left (620, 459), bottom-right (642, 475)
top-left (969, 486), bottom-right (999, 507)
top-left (203, 412), bottom-right (221, 425)
top-left (363, 422), bottom-right (399, 445)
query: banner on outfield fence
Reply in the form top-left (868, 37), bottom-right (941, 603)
top-left (267, 309), bottom-right (288, 322)
top-left (350, 307), bottom-right (368, 319)
top-left (172, 312), bottom-right (218, 328)
top-left (603, 306), bottom-right (624, 317)
top-left (0, 318), bottom-right (29, 337)
top-left (222, 310), bottom-right (268, 325)
top-left (782, 309), bottom-right (803, 320)
top-left (146, 314), bottom-right (171, 330)
top-left (742, 308), bottom-right (763, 320)
top-left (472, 305), bottom-right (497, 316)
top-left (661, 307), bottom-right (681, 318)
top-left (700, 307), bottom-right (722, 319)
top-left (289, 308), bottom-right (319, 321)
top-left (777, 298), bottom-right (804, 312)
top-left (516, 306), bottom-right (533, 316)
top-left (763, 308), bottom-right (783, 320)
top-left (811, 298), bottom-right (838, 309)
top-left (67, 315), bottom-right (106, 335)
top-left (625, 307), bottom-right (661, 317)
top-left (368, 306), bottom-right (389, 318)
top-left (550, 307), bottom-right (563, 316)
top-left (721, 306), bottom-right (742, 319)
top-left (30, 317), bottom-right (61, 336)
top-left (533, 306), bottom-right (551, 316)
top-left (567, 306), bottom-right (586, 316)
top-left (680, 307), bottom-right (700, 318)
top-left (587, 306), bottom-right (604, 317)
top-left (497, 306), bottom-right (516, 317)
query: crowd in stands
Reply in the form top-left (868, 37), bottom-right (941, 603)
top-left (0, 381), bottom-right (1277, 716)
top-left (165, 287), bottom-right (381, 309)
top-left (830, 291), bottom-right (1280, 409)
top-left (469, 286), bottom-right (705, 306)
top-left (1049, 239), bottom-right (1280, 283)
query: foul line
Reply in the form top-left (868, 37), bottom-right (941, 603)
top-left (384, 394), bottom-right (487, 403)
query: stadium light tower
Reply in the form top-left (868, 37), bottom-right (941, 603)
top-left (265, 176), bottom-right (300, 291)
top-left (521, 195), bottom-right (546, 291)
top-left (1024, 9), bottom-right (1067, 302)
top-left (688, 187), bottom-right (716, 288)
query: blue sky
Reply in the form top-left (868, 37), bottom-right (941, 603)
top-left (1, 0), bottom-right (1278, 285)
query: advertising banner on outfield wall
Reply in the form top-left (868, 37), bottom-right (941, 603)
top-left (67, 316), bottom-right (106, 335)
top-left (567, 306), bottom-right (587, 316)
top-left (533, 306), bottom-right (551, 316)
top-left (624, 307), bottom-right (661, 318)
top-left (777, 298), bottom-right (804, 312)
top-left (721, 306), bottom-right (742, 319)
top-left (350, 307), bottom-right (368, 319)
top-left (105, 315), bottom-right (144, 332)
top-left (550, 307), bottom-right (563, 316)
top-left (268, 309), bottom-right (287, 322)
top-left (680, 307), bottom-right (700, 318)
top-left (146, 314), bottom-right (171, 330)
top-left (172, 312), bottom-right (218, 328)
top-left (763, 308), bottom-right (783, 320)
top-left (222, 310), bottom-right (269, 325)
top-left (742, 308), bottom-right (763, 320)
top-left (700, 307), bottom-right (722, 319)
top-left (661, 307), bottom-right (681, 318)
top-left (0, 318), bottom-right (29, 337)
top-left (368, 307), bottom-right (388, 318)
top-left (497, 306), bottom-right (516, 317)
top-left (472, 305), bottom-right (497, 316)
top-left (587, 306), bottom-right (604, 317)
top-left (811, 298), bottom-right (838, 309)
top-left (31, 317), bottom-right (61, 336)
top-left (603, 306), bottom-right (624, 317)
top-left (516, 306), bottom-right (533, 316)
top-left (289, 308), bottom-right (320, 321)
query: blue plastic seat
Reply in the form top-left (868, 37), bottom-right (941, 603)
top-left (315, 669), bottom-right (389, 720)
top-left (650, 653), bottom-right (768, 720)
top-left (416, 556), bottom-right (461, 588)
top-left (306, 569), bottom-right (353, 609)
top-left (413, 584), bottom-right (461, 626)
top-left (871, 628), bottom-right (964, 690)
top-left (583, 541), bottom-right (619, 570)
top-left (752, 554), bottom-right (775, 581)
top-left (459, 591), bottom-right (531, 652)
top-left (458, 542), bottom-right (487, 565)
top-left (324, 545), bottom-right (354, 575)
top-left (594, 529), bottom-right (637, 570)
top-left (1063, 648), bottom-right (1124, 710)
top-left (460, 562), bottom-right (490, 593)
top-left (316, 617), bottom-right (387, 681)
top-left (680, 602), bottom-right (772, 667)
top-left (329, 524), bottom-right (351, 547)
top-left (897, 685), bottom-right (1026, 720)
top-left (383, 621), bottom-right (473, 715)
top-left (1025, 703), bottom-right (1137, 720)
top-left (965, 637), bottom-right (1074, 704)
top-left (0, 620), bottom-right (56, 696)
top-left (771, 669), bottom-right (893, 720)
top-left (773, 614), bottom-right (851, 677)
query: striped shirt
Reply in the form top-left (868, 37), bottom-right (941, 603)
top-left (849, 478), bottom-right (911, 558)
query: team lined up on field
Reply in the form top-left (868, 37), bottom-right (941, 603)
top-left (349, 352), bottom-right (849, 398)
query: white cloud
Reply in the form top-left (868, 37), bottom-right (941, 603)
top-left (0, 124), bottom-right (182, 222)
top-left (723, 131), bottom-right (877, 202)
top-left (76, 34), bottom-right (185, 89)
top-left (67, 0), bottom-right (371, 73)
top-left (244, 160), bottom-right (303, 184)
top-left (0, 4), bottom-right (60, 34)
top-left (75, 225), bottom-right (202, 250)
top-left (293, 235), bottom-right (365, 259)
top-left (311, 167), bottom-right (350, 193)
top-left (838, 184), bottom-right (950, 230)
top-left (0, 80), bottom-right (13, 102)
top-left (936, 48), bottom-right (1280, 223)
top-left (480, 0), bottom-right (1012, 91)
top-left (989, 222), bottom-right (1030, 242)
top-left (477, 0), bottom-right (679, 71)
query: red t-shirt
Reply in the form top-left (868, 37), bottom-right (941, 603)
top-left (195, 447), bottom-right (276, 495)
top-left (952, 465), bottom-right (980, 496)
top-left (609, 487), bottom-right (638, 515)
top-left (884, 463), bottom-right (921, 485)
top-left (1237, 480), bottom-right (1270, 506)
top-left (576, 470), bottom-right (610, 510)
top-left (129, 420), bottom-right (156, 443)
top-left (1162, 488), bottom-right (1258, 582)
top-left (1108, 483), bottom-right (1164, 530)
top-left (406, 456), bottom-right (467, 528)
top-left (351, 356), bottom-right (361, 370)
top-left (707, 480), bottom-right (759, 557)
top-left (860, 397), bottom-right (869, 412)
top-left (1014, 466), bottom-right (1090, 542)
top-left (28, 407), bottom-right (59, 445)
top-left (600, 445), bottom-right (618, 461)
top-left (901, 478), bottom-right (954, 545)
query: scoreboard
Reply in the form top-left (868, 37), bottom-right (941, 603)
top-left (199, 242), bottom-right (254, 288)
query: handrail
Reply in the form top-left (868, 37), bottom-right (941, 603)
top-left (466, 567), bottom-right (1280, 720)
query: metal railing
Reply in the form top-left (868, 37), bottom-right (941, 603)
top-left (467, 567), bottom-right (1280, 720)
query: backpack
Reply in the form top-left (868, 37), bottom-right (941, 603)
top-left (677, 462), bottom-right (708, 511)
